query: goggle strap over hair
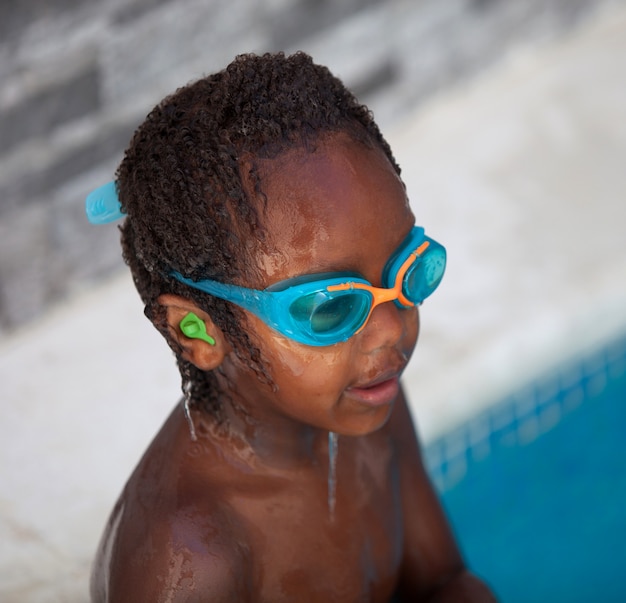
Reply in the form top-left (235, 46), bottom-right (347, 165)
top-left (171, 272), bottom-right (274, 318)
top-left (85, 181), bottom-right (126, 224)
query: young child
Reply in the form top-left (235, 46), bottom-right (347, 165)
top-left (87, 52), bottom-right (495, 602)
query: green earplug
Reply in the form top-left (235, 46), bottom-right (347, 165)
top-left (179, 312), bottom-right (216, 345)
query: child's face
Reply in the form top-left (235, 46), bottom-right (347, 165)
top-left (223, 133), bottom-right (419, 437)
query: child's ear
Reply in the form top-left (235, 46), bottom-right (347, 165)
top-left (157, 294), bottom-right (230, 371)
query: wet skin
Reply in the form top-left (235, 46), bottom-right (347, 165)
top-left (91, 134), bottom-right (495, 602)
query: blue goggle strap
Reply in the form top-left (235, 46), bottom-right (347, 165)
top-left (170, 271), bottom-right (373, 343)
top-left (172, 271), bottom-right (271, 315)
top-left (171, 271), bottom-right (305, 340)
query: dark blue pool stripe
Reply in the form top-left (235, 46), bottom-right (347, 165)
top-left (424, 331), bottom-right (626, 493)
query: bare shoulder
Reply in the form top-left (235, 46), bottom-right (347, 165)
top-left (90, 408), bottom-right (253, 603)
top-left (91, 497), bottom-right (250, 602)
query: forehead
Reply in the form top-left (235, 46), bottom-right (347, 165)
top-left (250, 133), bottom-right (413, 283)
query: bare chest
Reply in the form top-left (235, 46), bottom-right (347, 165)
top-left (229, 453), bottom-right (403, 602)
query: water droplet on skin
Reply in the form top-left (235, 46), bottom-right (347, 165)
top-left (328, 431), bottom-right (339, 520)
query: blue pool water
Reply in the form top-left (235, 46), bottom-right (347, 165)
top-left (425, 334), bottom-right (626, 602)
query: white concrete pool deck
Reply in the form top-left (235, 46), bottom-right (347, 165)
top-left (1, 6), bottom-right (626, 601)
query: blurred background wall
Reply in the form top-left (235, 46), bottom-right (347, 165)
top-left (1, 0), bottom-right (621, 335)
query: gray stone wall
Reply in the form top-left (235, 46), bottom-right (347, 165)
top-left (0, 0), bottom-right (621, 333)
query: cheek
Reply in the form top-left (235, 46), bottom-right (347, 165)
top-left (400, 307), bottom-right (420, 360)
top-left (244, 315), bottom-right (353, 394)
top-left (269, 338), bottom-right (352, 394)
top-left (410, 307), bottom-right (420, 342)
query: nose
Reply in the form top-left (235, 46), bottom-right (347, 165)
top-left (359, 300), bottom-right (414, 351)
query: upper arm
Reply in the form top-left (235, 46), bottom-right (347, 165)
top-left (94, 505), bottom-right (251, 603)
top-left (390, 386), bottom-right (466, 599)
top-left (113, 549), bottom-right (244, 603)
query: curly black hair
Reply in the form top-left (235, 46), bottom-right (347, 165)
top-left (116, 51), bottom-right (401, 418)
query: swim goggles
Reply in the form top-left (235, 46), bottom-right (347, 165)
top-left (171, 226), bottom-right (446, 346)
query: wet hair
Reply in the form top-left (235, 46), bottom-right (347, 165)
top-left (117, 51), bottom-right (400, 417)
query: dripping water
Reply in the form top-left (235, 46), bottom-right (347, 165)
top-left (328, 431), bottom-right (339, 520)
top-left (183, 387), bottom-right (198, 441)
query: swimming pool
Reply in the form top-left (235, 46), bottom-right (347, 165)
top-left (425, 333), bottom-right (626, 602)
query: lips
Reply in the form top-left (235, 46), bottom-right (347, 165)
top-left (346, 371), bottom-right (401, 407)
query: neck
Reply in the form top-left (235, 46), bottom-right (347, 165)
top-left (190, 369), bottom-right (331, 470)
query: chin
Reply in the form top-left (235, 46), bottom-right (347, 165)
top-left (331, 404), bottom-right (393, 437)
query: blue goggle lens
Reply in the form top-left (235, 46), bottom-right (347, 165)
top-left (290, 291), bottom-right (371, 335)
top-left (401, 245), bottom-right (446, 304)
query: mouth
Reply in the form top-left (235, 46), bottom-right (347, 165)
top-left (346, 371), bottom-right (401, 407)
